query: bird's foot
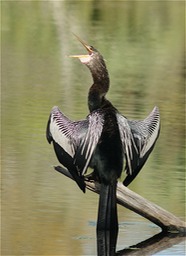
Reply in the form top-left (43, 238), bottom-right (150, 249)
top-left (85, 171), bottom-right (99, 183)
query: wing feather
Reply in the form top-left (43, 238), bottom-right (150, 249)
top-left (46, 106), bottom-right (88, 192)
top-left (46, 106), bottom-right (104, 190)
top-left (47, 106), bottom-right (88, 157)
top-left (131, 106), bottom-right (160, 158)
top-left (116, 113), bottom-right (138, 175)
top-left (74, 110), bottom-right (104, 175)
top-left (117, 106), bottom-right (160, 186)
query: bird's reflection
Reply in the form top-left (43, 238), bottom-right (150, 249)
top-left (96, 230), bottom-right (185, 256)
top-left (116, 231), bottom-right (185, 256)
top-left (54, 166), bottom-right (185, 255)
top-left (97, 228), bottom-right (118, 256)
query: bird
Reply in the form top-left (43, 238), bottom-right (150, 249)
top-left (46, 35), bottom-right (160, 233)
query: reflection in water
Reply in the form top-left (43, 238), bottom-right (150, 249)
top-left (116, 231), bottom-right (186, 256)
top-left (97, 230), bottom-right (118, 256)
top-left (55, 165), bottom-right (186, 256)
top-left (2, 1), bottom-right (185, 255)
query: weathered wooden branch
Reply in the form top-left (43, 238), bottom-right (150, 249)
top-left (54, 166), bottom-right (186, 235)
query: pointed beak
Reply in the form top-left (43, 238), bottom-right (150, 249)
top-left (69, 34), bottom-right (93, 58)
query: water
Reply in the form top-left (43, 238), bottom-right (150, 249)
top-left (2, 1), bottom-right (185, 255)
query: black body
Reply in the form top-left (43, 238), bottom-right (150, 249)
top-left (46, 37), bottom-right (160, 254)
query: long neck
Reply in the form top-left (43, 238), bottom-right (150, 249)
top-left (87, 60), bottom-right (110, 112)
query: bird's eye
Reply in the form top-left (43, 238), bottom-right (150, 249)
top-left (89, 46), bottom-right (94, 52)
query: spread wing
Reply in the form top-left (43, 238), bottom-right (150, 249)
top-left (46, 106), bottom-right (104, 192)
top-left (74, 109), bottom-right (104, 175)
top-left (117, 106), bottom-right (160, 186)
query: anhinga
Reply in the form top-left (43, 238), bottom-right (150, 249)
top-left (46, 36), bottom-right (160, 235)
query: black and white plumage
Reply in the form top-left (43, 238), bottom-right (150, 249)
top-left (47, 105), bottom-right (160, 189)
top-left (46, 35), bottom-right (160, 239)
top-left (47, 106), bottom-right (105, 192)
top-left (118, 106), bottom-right (160, 186)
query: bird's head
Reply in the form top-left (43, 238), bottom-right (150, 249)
top-left (69, 34), bottom-right (104, 67)
top-left (70, 34), bottom-right (109, 102)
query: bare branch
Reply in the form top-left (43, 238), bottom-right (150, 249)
top-left (54, 166), bottom-right (186, 234)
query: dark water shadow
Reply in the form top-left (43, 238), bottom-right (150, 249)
top-left (116, 231), bottom-right (185, 256)
top-left (55, 166), bottom-right (185, 255)
top-left (97, 230), bottom-right (185, 256)
top-left (97, 229), bottom-right (118, 256)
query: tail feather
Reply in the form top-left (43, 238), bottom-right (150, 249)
top-left (97, 183), bottom-right (118, 231)
top-left (96, 183), bottom-right (118, 255)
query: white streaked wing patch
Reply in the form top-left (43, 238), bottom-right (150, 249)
top-left (116, 113), bottom-right (138, 175)
top-left (127, 106), bottom-right (160, 159)
top-left (140, 107), bottom-right (160, 157)
top-left (140, 126), bottom-right (159, 157)
top-left (78, 111), bottom-right (104, 175)
top-left (50, 115), bottom-right (75, 157)
top-left (49, 106), bottom-right (88, 159)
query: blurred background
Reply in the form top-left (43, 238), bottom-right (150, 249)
top-left (2, 1), bottom-right (185, 255)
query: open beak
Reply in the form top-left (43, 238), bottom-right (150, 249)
top-left (69, 34), bottom-right (93, 58)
